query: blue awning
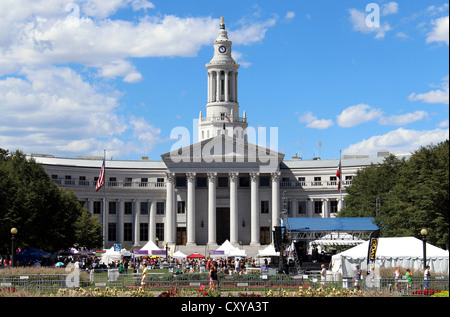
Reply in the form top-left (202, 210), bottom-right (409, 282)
top-left (287, 217), bottom-right (378, 232)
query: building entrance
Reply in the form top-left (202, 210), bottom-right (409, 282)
top-left (216, 207), bottom-right (230, 245)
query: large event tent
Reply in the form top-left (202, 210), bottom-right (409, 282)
top-left (331, 237), bottom-right (449, 276)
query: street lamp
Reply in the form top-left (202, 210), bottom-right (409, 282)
top-left (11, 228), bottom-right (18, 267)
top-left (421, 229), bottom-right (428, 271)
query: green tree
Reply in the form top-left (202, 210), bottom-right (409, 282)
top-left (74, 206), bottom-right (103, 250)
top-left (378, 141), bottom-right (449, 249)
top-left (339, 154), bottom-right (406, 217)
top-left (0, 149), bottom-right (103, 253)
top-left (339, 141), bottom-right (449, 250)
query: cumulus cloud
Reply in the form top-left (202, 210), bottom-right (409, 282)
top-left (337, 104), bottom-right (384, 127)
top-left (409, 76), bottom-right (449, 105)
top-left (426, 16), bottom-right (449, 45)
top-left (344, 127), bottom-right (449, 156)
top-left (0, 66), bottom-right (162, 158)
top-left (299, 112), bottom-right (334, 129)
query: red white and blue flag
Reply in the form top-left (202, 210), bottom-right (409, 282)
top-left (96, 157), bottom-right (105, 192)
top-left (224, 115), bottom-right (231, 122)
top-left (336, 160), bottom-right (341, 190)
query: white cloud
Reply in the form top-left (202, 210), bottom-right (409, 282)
top-left (285, 11), bottom-right (295, 20)
top-left (96, 60), bottom-right (143, 83)
top-left (229, 18), bottom-right (277, 45)
top-left (0, 66), bottom-right (162, 158)
top-left (337, 104), bottom-right (383, 127)
top-left (426, 16), bottom-right (449, 45)
top-left (348, 8), bottom-right (392, 39)
top-left (299, 112), bottom-right (334, 129)
top-left (382, 2), bottom-right (399, 16)
top-left (378, 111), bottom-right (428, 125)
top-left (344, 127), bottom-right (449, 156)
top-left (409, 76), bottom-right (449, 105)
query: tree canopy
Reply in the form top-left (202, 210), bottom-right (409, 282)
top-left (0, 149), bottom-right (103, 254)
top-left (339, 140), bottom-right (449, 249)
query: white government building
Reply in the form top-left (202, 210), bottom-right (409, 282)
top-left (32, 20), bottom-right (395, 256)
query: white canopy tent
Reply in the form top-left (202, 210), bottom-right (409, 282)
top-left (101, 247), bottom-right (121, 264)
top-left (140, 240), bottom-right (162, 253)
top-left (257, 244), bottom-right (280, 257)
top-left (331, 237), bottom-right (449, 276)
top-left (173, 250), bottom-right (187, 259)
top-left (213, 240), bottom-right (247, 257)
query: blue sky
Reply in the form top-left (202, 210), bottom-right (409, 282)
top-left (0, 0), bottom-right (448, 161)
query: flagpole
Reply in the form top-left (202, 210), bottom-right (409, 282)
top-left (339, 149), bottom-right (342, 203)
top-left (102, 149), bottom-right (106, 248)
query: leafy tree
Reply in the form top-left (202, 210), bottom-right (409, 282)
top-left (0, 149), bottom-right (103, 253)
top-left (339, 154), bottom-right (406, 217)
top-left (339, 141), bottom-right (449, 249)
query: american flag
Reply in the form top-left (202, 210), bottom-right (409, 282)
top-left (224, 115), bottom-right (231, 122)
top-left (96, 157), bottom-right (105, 192)
top-left (336, 160), bottom-right (341, 190)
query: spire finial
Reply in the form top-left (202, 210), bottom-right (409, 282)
top-left (220, 16), bottom-right (225, 29)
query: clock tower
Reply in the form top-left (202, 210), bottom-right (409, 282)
top-left (198, 17), bottom-right (248, 141)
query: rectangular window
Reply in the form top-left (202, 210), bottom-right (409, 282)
top-left (260, 200), bottom-right (269, 214)
top-left (108, 223), bottom-right (116, 242)
top-left (239, 176), bottom-right (249, 187)
top-left (140, 178), bottom-right (148, 187)
top-left (176, 176), bottom-right (186, 188)
top-left (177, 201), bottom-right (186, 214)
top-left (313, 177), bottom-right (321, 186)
top-left (156, 223), bottom-right (164, 241)
top-left (93, 201), bottom-right (102, 214)
top-left (259, 176), bottom-right (270, 187)
top-left (218, 177), bottom-right (228, 188)
top-left (140, 223), bottom-right (148, 242)
top-left (298, 201), bottom-right (307, 214)
top-left (140, 201), bottom-right (149, 215)
top-left (124, 177), bottom-right (132, 187)
top-left (109, 201), bottom-right (116, 214)
top-left (331, 201), bottom-right (339, 213)
top-left (196, 177), bottom-right (207, 188)
top-left (156, 202), bottom-right (165, 215)
top-left (124, 202), bottom-right (132, 215)
top-left (314, 201), bottom-right (323, 214)
top-left (124, 223), bottom-right (132, 241)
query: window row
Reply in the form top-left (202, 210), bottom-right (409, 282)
top-left (107, 223), bottom-right (164, 242)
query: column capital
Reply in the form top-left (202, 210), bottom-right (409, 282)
top-left (186, 172), bottom-right (196, 183)
top-left (165, 172), bottom-right (175, 183)
top-left (271, 171), bottom-right (281, 182)
top-left (207, 172), bottom-right (217, 181)
top-left (250, 172), bottom-right (259, 182)
top-left (229, 172), bottom-right (239, 182)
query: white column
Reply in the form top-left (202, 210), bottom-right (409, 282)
top-left (271, 172), bottom-right (280, 230)
top-left (165, 172), bottom-right (175, 245)
top-left (250, 172), bottom-right (260, 246)
top-left (216, 71), bottom-right (220, 102)
top-left (133, 199), bottom-right (139, 246)
top-left (225, 71), bottom-right (229, 102)
top-left (229, 172), bottom-right (239, 245)
top-left (207, 172), bottom-right (217, 246)
top-left (118, 199), bottom-right (124, 244)
top-left (207, 71), bottom-right (211, 103)
top-left (323, 199), bottom-right (330, 218)
top-left (308, 199), bottom-right (314, 217)
top-left (186, 172), bottom-right (196, 246)
top-left (149, 200), bottom-right (156, 243)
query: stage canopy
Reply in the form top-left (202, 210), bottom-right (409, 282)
top-left (287, 217), bottom-right (379, 241)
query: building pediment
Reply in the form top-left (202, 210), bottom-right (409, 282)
top-left (161, 134), bottom-right (284, 173)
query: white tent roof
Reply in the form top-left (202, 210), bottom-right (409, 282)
top-left (140, 240), bottom-right (161, 251)
top-left (331, 237), bottom-right (449, 275)
top-left (173, 251), bottom-right (187, 259)
top-left (257, 244), bottom-right (280, 257)
top-left (214, 240), bottom-right (247, 257)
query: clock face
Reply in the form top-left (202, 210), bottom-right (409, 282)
top-left (219, 45), bottom-right (227, 53)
